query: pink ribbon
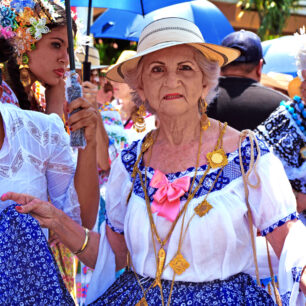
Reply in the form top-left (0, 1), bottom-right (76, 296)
top-left (149, 170), bottom-right (190, 222)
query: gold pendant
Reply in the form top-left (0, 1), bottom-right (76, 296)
top-left (136, 297), bottom-right (148, 306)
top-left (300, 146), bottom-right (306, 159)
top-left (194, 200), bottom-right (213, 217)
top-left (153, 247), bottom-right (166, 288)
top-left (169, 252), bottom-right (189, 275)
top-left (206, 148), bottom-right (228, 168)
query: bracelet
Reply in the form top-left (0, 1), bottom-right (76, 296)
top-left (74, 227), bottom-right (90, 255)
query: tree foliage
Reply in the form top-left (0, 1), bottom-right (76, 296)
top-left (237, 0), bottom-right (300, 40)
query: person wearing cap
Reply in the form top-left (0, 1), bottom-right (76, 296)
top-left (207, 30), bottom-right (289, 130)
top-left (2, 17), bottom-right (305, 305)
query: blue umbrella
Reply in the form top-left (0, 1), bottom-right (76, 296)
top-left (70, 0), bottom-right (193, 15)
top-left (90, 0), bottom-right (234, 45)
top-left (262, 35), bottom-right (305, 77)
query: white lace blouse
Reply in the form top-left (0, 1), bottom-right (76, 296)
top-left (86, 135), bottom-right (306, 305)
top-left (0, 103), bottom-right (81, 223)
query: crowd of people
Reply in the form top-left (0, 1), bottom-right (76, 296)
top-left (0, 1), bottom-right (305, 305)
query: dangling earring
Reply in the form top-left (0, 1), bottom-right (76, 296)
top-left (19, 54), bottom-right (31, 87)
top-left (0, 64), bottom-right (3, 99)
top-left (133, 103), bottom-right (146, 133)
top-left (200, 98), bottom-right (211, 131)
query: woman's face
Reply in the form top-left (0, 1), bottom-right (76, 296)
top-left (110, 80), bottom-right (131, 101)
top-left (28, 26), bottom-right (69, 86)
top-left (138, 45), bottom-right (208, 117)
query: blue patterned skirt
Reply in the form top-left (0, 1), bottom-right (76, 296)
top-left (90, 270), bottom-right (275, 305)
top-left (0, 205), bottom-right (74, 305)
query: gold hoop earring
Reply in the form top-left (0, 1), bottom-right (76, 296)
top-left (19, 54), bottom-right (31, 87)
top-left (133, 103), bottom-right (146, 133)
top-left (200, 98), bottom-right (211, 131)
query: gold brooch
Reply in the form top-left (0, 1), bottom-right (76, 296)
top-left (169, 252), bottom-right (190, 275)
top-left (206, 148), bottom-right (228, 168)
top-left (194, 200), bottom-right (213, 217)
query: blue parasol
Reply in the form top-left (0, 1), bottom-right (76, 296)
top-left (90, 0), bottom-right (234, 45)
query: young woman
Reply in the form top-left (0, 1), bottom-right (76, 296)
top-left (0, 0), bottom-right (99, 301)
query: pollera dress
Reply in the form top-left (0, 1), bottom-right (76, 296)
top-left (86, 134), bottom-right (306, 305)
top-left (0, 102), bottom-right (79, 305)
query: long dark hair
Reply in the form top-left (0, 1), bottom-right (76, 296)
top-left (5, 3), bottom-right (77, 110)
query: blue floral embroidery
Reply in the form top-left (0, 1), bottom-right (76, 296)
top-left (291, 267), bottom-right (303, 283)
top-left (0, 205), bottom-right (74, 305)
top-left (280, 292), bottom-right (291, 306)
top-left (90, 270), bottom-right (275, 305)
top-left (260, 212), bottom-right (298, 236)
top-left (121, 136), bottom-right (270, 203)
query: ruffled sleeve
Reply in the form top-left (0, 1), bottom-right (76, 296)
top-left (46, 115), bottom-right (81, 224)
top-left (104, 154), bottom-right (133, 234)
top-left (247, 153), bottom-right (298, 234)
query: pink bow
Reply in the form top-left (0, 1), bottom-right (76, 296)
top-left (149, 170), bottom-right (190, 222)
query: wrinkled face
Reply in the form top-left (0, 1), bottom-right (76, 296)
top-left (28, 26), bottom-right (69, 86)
top-left (138, 45), bottom-right (208, 117)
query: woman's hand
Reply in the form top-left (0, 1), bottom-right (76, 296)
top-left (82, 81), bottom-right (99, 109)
top-left (67, 96), bottom-right (98, 145)
top-left (1, 192), bottom-right (60, 229)
top-left (45, 78), bottom-right (66, 117)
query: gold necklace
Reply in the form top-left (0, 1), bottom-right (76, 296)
top-left (131, 122), bottom-right (228, 306)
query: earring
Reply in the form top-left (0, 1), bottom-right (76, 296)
top-left (200, 98), bottom-right (211, 131)
top-left (133, 103), bottom-right (146, 133)
top-left (19, 54), bottom-right (31, 87)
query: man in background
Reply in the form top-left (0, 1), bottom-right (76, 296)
top-left (207, 30), bottom-right (289, 130)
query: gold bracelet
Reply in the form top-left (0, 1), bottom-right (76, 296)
top-left (74, 227), bottom-right (90, 255)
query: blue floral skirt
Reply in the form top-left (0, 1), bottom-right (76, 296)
top-left (90, 270), bottom-right (275, 305)
top-left (0, 205), bottom-right (74, 305)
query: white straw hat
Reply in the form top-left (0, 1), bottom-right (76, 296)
top-left (107, 17), bottom-right (240, 82)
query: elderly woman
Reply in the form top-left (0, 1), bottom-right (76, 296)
top-left (2, 18), bottom-right (306, 305)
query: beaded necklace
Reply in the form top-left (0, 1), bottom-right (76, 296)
top-left (129, 122), bottom-right (228, 306)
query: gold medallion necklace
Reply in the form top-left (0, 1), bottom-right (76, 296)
top-left (130, 122), bottom-right (228, 306)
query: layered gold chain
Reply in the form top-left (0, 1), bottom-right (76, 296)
top-left (129, 122), bottom-right (228, 306)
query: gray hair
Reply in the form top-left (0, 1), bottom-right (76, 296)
top-left (124, 45), bottom-right (220, 113)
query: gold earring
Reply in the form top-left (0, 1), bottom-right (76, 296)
top-left (19, 54), bottom-right (31, 87)
top-left (200, 98), bottom-right (211, 131)
top-left (133, 103), bottom-right (146, 133)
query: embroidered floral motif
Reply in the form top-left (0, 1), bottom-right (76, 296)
top-left (121, 137), bottom-right (270, 203)
top-left (255, 102), bottom-right (306, 194)
top-left (91, 271), bottom-right (274, 305)
top-left (0, 205), bottom-right (74, 304)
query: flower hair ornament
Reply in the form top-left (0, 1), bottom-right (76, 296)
top-left (0, 0), bottom-right (71, 86)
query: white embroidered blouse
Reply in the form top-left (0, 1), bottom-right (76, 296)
top-left (0, 103), bottom-right (81, 224)
top-left (86, 135), bottom-right (306, 305)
